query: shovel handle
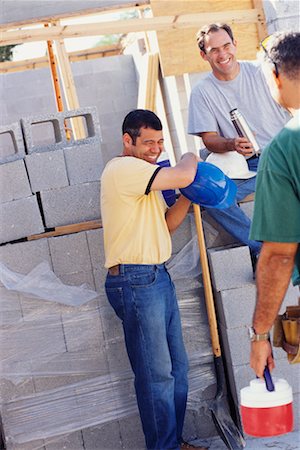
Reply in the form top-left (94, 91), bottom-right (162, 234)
top-left (193, 204), bottom-right (221, 358)
top-left (263, 366), bottom-right (275, 391)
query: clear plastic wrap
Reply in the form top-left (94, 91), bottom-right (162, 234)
top-left (0, 261), bottom-right (98, 306)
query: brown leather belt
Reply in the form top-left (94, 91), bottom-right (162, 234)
top-left (108, 264), bottom-right (120, 276)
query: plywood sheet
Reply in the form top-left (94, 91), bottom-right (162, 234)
top-left (150, 0), bottom-right (264, 77)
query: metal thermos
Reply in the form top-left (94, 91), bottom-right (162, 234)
top-left (230, 108), bottom-right (260, 157)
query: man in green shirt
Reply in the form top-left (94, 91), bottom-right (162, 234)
top-left (249, 31), bottom-right (300, 378)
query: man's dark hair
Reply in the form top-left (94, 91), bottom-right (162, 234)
top-left (122, 109), bottom-right (162, 145)
top-left (196, 23), bottom-right (234, 53)
top-left (263, 31), bottom-right (300, 80)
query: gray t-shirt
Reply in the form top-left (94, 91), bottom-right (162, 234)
top-left (188, 61), bottom-right (290, 151)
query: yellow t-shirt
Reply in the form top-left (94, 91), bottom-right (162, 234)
top-left (100, 156), bottom-right (172, 268)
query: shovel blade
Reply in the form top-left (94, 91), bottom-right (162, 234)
top-left (210, 399), bottom-right (245, 450)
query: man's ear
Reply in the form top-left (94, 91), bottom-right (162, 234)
top-left (233, 38), bottom-right (237, 48)
top-left (123, 132), bottom-right (132, 148)
top-left (200, 50), bottom-right (207, 61)
top-left (274, 71), bottom-right (282, 88)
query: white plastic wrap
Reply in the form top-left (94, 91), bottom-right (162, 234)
top-left (0, 261), bottom-right (98, 306)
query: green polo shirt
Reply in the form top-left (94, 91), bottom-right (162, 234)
top-left (250, 114), bottom-right (300, 285)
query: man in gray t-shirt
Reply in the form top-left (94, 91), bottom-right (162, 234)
top-left (188, 23), bottom-right (290, 263)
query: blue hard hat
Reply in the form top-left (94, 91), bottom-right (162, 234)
top-left (157, 159), bottom-right (176, 207)
top-left (179, 161), bottom-right (237, 209)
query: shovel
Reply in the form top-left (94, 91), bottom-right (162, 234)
top-left (193, 204), bottom-right (246, 450)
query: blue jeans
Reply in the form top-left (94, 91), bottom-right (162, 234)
top-left (105, 263), bottom-right (189, 450)
top-left (205, 156), bottom-right (262, 257)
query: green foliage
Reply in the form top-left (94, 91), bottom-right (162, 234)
top-left (0, 45), bottom-right (18, 62)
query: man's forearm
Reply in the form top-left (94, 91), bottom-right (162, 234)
top-left (201, 133), bottom-right (235, 153)
top-left (165, 195), bottom-right (191, 234)
top-left (253, 242), bottom-right (297, 333)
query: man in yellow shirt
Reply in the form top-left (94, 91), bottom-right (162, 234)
top-left (101, 109), bottom-right (205, 450)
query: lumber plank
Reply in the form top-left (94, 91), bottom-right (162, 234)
top-left (27, 220), bottom-right (102, 241)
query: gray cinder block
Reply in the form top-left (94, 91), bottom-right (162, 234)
top-left (48, 232), bottom-right (92, 276)
top-left (0, 196), bottom-right (44, 244)
top-left (208, 246), bottom-right (253, 292)
top-left (64, 141), bottom-right (103, 185)
top-left (25, 150), bottom-right (69, 193)
top-left (21, 113), bottom-right (67, 154)
top-left (0, 159), bottom-right (31, 203)
top-left (63, 106), bottom-right (102, 145)
top-left (0, 122), bottom-right (26, 165)
top-left (0, 239), bottom-right (51, 274)
top-left (40, 181), bottom-right (100, 228)
top-left (214, 285), bottom-right (256, 329)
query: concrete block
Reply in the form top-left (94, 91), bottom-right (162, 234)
top-left (119, 414), bottom-right (145, 449)
top-left (82, 422), bottom-right (123, 450)
top-left (0, 239), bottom-right (51, 274)
top-left (48, 232), bottom-right (92, 275)
top-left (45, 431), bottom-right (84, 450)
top-left (214, 285), bottom-right (256, 329)
top-left (58, 271), bottom-right (96, 291)
top-left (61, 308), bottom-right (104, 353)
top-left (62, 106), bottom-right (102, 145)
top-left (239, 201), bottom-right (254, 220)
top-left (64, 141), bottom-right (104, 185)
top-left (2, 316), bottom-right (66, 363)
top-left (219, 324), bottom-right (250, 367)
top-left (0, 159), bottom-right (31, 203)
top-left (0, 121), bottom-right (26, 164)
top-left (21, 113), bottom-right (67, 154)
top-left (0, 195), bottom-right (44, 244)
top-left (25, 150), bottom-right (69, 193)
top-left (208, 246), bottom-right (253, 292)
top-left (40, 181), bottom-right (100, 228)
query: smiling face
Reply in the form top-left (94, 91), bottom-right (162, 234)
top-left (201, 29), bottom-right (239, 81)
top-left (123, 126), bottom-right (164, 164)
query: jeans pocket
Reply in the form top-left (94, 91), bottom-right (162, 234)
top-left (105, 286), bottom-right (124, 320)
top-left (130, 269), bottom-right (158, 288)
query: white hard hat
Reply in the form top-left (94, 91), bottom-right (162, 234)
top-left (206, 151), bottom-right (256, 179)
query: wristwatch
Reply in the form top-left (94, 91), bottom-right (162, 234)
top-left (248, 326), bottom-right (270, 342)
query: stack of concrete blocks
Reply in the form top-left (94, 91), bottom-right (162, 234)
top-left (205, 214), bottom-right (300, 436)
top-left (0, 122), bottom-right (44, 243)
top-left (0, 210), bottom-right (220, 450)
top-left (22, 107), bottom-right (103, 230)
top-left (0, 107), bottom-right (103, 246)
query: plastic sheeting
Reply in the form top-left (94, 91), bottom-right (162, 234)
top-left (0, 241), bottom-right (216, 448)
top-left (0, 261), bottom-right (98, 306)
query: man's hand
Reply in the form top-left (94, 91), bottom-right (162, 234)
top-left (250, 340), bottom-right (275, 378)
top-left (234, 137), bottom-right (255, 156)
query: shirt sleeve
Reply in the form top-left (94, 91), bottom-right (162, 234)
top-left (113, 157), bottom-right (161, 198)
top-left (188, 83), bottom-right (219, 135)
top-left (250, 169), bottom-right (300, 242)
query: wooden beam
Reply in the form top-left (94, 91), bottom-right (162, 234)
top-left (252, 0), bottom-right (268, 42)
top-left (27, 220), bottom-right (102, 241)
top-left (0, 9), bottom-right (262, 46)
top-left (0, 44), bottom-right (122, 73)
top-left (0, 2), bottom-right (150, 30)
top-left (54, 36), bottom-right (86, 139)
top-left (138, 52), bottom-right (159, 111)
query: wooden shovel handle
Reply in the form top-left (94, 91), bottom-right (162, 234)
top-left (193, 203), bottom-right (221, 357)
